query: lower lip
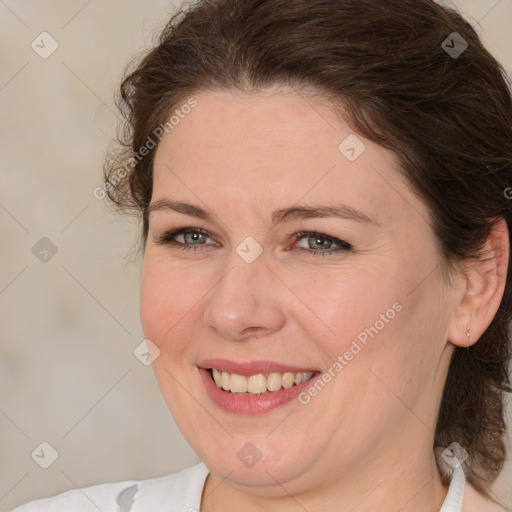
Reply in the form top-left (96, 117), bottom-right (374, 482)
top-left (198, 367), bottom-right (320, 414)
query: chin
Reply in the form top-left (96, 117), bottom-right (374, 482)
top-left (196, 434), bottom-right (314, 488)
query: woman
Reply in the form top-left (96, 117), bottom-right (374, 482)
top-left (13, 0), bottom-right (512, 510)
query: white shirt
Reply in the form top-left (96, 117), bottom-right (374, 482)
top-left (11, 461), bottom-right (465, 511)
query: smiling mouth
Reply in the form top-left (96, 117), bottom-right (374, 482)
top-left (208, 368), bottom-right (318, 395)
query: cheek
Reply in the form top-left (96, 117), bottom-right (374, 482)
top-left (139, 256), bottom-right (205, 351)
top-left (291, 261), bottom-right (403, 356)
top-left (139, 260), bottom-right (203, 420)
top-left (324, 278), bottom-right (449, 423)
top-left (297, 257), bottom-right (441, 398)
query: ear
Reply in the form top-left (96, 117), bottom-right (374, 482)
top-left (447, 217), bottom-right (510, 348)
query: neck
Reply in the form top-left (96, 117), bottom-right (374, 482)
top-left (201, 449), bottom-right (449, 512)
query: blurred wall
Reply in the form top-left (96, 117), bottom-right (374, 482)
top-left (1, 1), bottom-right (511, 510)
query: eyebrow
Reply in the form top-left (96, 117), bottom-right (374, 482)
top-left (146, 199), bottom-right (379, 227)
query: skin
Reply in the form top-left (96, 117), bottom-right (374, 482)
top-left (140, 87), bottom-right (509, 512)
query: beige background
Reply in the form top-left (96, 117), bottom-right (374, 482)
top-left (1, 1), bottom-right (512, 510)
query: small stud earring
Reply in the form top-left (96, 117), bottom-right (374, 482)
top-left (466, 326), bottom-right (471, 344)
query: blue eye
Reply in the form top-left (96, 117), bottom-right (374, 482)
top-left (155, 228), bottom-right (352, 255)
top-left (155, 228), bottom-right (215, 252)
top-left (292, 231), bottom-right (352, 255)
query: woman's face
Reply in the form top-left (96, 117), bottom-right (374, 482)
top-left (140, 89), bottom-right (459, 493)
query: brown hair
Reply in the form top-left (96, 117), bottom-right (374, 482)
top-left (105, 0), bottom-right (512, 500)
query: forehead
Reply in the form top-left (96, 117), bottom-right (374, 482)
top-left (151, 89), bottom-right (429, 229)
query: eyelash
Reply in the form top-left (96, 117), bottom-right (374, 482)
top-left (154, 227), bottom-right (353, 256)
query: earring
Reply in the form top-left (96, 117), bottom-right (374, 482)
top-left (466, 326), bottom-right (470, 344)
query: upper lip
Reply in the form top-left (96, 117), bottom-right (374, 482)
top-left (198, 358), bottom-right (318, 376)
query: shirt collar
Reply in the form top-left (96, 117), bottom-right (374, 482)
top-left (439, 463), bottom-right (466, 512)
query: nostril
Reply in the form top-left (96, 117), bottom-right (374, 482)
top-left (240, 326), bottom-right (263, 339)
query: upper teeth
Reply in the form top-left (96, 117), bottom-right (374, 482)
top-left (211, 369), bottom-right (314, 394)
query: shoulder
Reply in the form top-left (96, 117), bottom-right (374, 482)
top-left (10, 462), bottom-right (209, 512)
top-left (462, 482), bottom-right (507, 512)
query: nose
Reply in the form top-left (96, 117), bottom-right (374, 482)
top-left (201, 256), bottom-right (286, 342)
